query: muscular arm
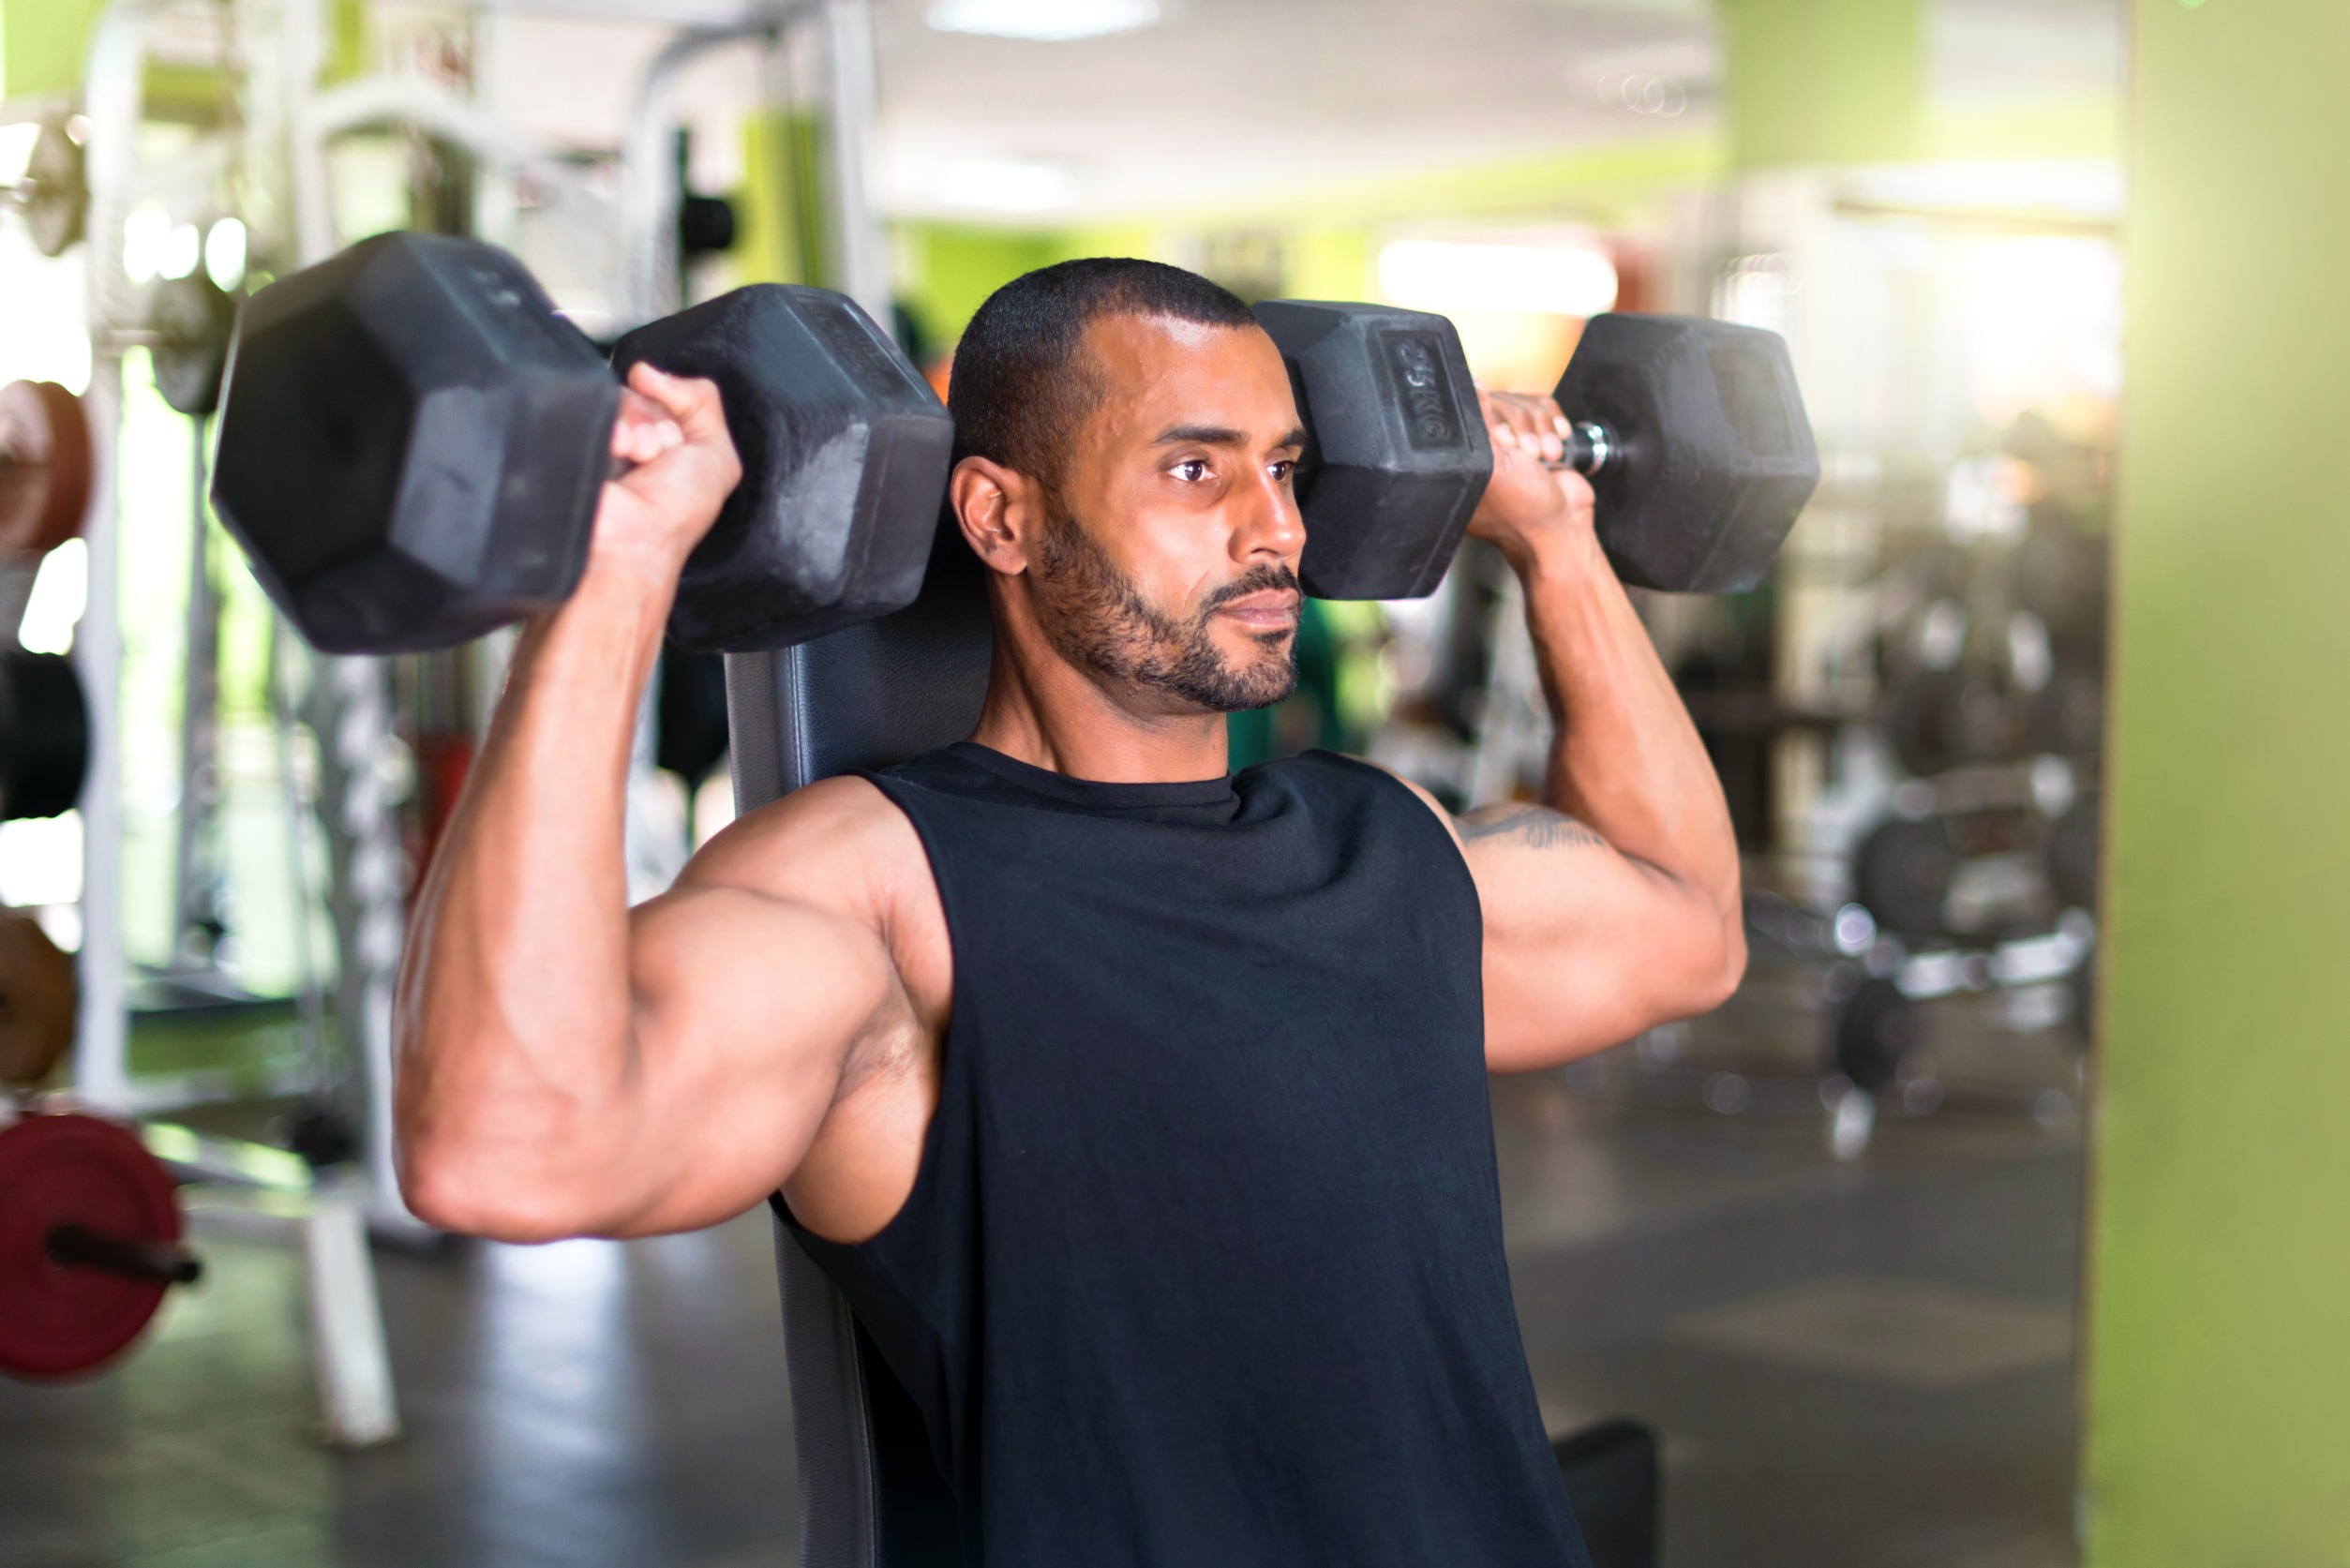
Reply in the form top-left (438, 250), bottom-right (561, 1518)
top-left (393, 368), bottom-right (907, 1241)
top-left (1454, 394), bottom-right (1746, 1071)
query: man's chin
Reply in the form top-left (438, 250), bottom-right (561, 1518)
top-left (1205, 662), bottom-right (1298, 714)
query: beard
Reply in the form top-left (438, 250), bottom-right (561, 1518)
top-left (1029, 502), bottom-right (1300, 714)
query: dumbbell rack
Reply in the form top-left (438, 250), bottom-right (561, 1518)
top-left (1571, 885), bottom-right (2093, 1166)
top-left (63, 0), bottom-right (888, 1142)
top-left (29, 0), bottom-right (890, 1426)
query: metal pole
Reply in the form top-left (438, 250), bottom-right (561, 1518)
top-left (70, 0), bottom-right (169, 1112)
top-left (281, 0), bottom-right (334, 269)
top-left (269, 618), bottom-right (332, 1098)
top-left (273, 0), bottom-right (415, 1229)
top-left (304, 1173), bottom-right (401, 1446)
top-left (618, 6), bottom-right (816, 327)
top-left (172, 416), bottom-right (219, 970)
top-left (820, 0), bottom-right (888, 321)
top-left (70, 358), bottom-right (126, 1110)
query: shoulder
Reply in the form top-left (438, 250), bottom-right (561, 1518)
top-left (678, 774), bottom-right (932, 929)
top-left (1254, 752), bottom-right (1464, 852)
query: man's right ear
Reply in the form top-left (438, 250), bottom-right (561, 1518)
top-left (950, 455), bottom-right (1038, 576)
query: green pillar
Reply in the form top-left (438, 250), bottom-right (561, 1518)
top-left (1716, 0), bottom-right (1925, 168)
top-left (2087, 1), bottom-right (2350, 1561)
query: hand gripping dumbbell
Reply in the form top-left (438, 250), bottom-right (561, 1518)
top-left (1252, 301), bottom-right (1820, 600)
top-left (211, 231), bottom-right (953, 654)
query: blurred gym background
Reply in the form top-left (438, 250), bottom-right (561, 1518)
top-left (0, 0), bottom-right (2336, 1564)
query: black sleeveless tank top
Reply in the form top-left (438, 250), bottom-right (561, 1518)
top-left (784, 742), bottom-right (1588, 1567)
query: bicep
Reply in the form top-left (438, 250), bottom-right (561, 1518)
top-left (604, 882), bottom-right (899, 1234)
top-left (1460, 804), bottom-right (1743, 1071)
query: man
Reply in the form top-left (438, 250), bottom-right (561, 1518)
top-left (397, 260), bottom-right (1744, 1565)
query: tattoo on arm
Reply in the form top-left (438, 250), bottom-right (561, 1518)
top-left (1457, 804), bottom-right (1606, 852)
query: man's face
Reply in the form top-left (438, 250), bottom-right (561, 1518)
top-left (1028, 313), bottom-right (1307, 715)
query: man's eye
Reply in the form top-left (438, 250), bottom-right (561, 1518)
top-left (1172, 459), bottom-right (1210, 482)
top-left (1270, 460), bottom-right (1295, 483)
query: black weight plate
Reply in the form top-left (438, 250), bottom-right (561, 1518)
top-left (2035, 663), bottom-right (2104, 757)
top-left (1947, 672), bottom-right (2023, 765)
top-left (0, 650), bottom-right (90, 820)
top-left (679, 195), bottom-right (737, 259)
top-left (1884, 667), bottom-right (2025, 778)
top-left (2044, 798), bottom-right (2100, 912)
top-left (1854, 816), bottom-right (1958, 937)
top-left (1883, 670), bottom-right (1958, 779)
top-left (151, 272), bottom-right (239, 417)
top-left (1834, 978), bottom-right (1918, 1091)
top-left (2071, 959), bottom-right (2096, 1046)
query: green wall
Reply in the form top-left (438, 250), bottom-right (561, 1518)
top-left (2086, 1), bottom-right (2350, 1560)
top-left (891, 222), bottom-right (1166, 351)
top-left (2, 0), bottom-right (105, 99)
top-left (1719, 0), bottom-right (1925, 168)
top-left (735, 111), bottom-right (830, 291)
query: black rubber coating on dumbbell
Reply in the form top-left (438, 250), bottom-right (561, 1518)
top-left (213, 232), bottom-right (620, 653)
top-left (611, 287), bottom-right (954, 653)
top-left (1553, 314), bottom-right (1819, 594)
top-left (1252, 300), bottom-right (1493, 602)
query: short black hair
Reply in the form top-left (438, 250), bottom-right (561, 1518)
top-left (948, 258), bottom-right (1258, 493)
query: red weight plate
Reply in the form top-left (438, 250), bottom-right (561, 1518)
top-left (0, 380), bottom-right (93, 557)
top-left (0, 1113), bottom-right (181, 1380)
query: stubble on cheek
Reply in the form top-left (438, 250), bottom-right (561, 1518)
top-left (1030, 509), bottom-right (1298, 713)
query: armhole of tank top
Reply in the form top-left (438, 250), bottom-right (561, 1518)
top-left (1300, 751), bottom-right (1485, 919)
top-left (822, 770), bottom-right (972, 1276)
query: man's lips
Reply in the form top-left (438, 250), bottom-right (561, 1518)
top-left (1212, 589), bottom-right (1301, 631)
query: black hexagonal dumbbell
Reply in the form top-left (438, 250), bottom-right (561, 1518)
top-left (1250, 301), bottom-right (1493, 601)
top-left (1252, 302), bottom-right (1819, 600)
top-left (211, 231), bottom-right (953, 655)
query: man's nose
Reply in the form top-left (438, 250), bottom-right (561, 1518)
top-left (1235, 467), bottom-right (1307, 561)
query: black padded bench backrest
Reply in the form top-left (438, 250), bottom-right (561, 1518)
top-left (726, 518), bottom-right (991, 1568)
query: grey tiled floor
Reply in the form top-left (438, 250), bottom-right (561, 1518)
top-left (2, 1067), bottom-right (2082, 1567)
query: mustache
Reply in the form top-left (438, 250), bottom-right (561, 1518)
top-left (1198, 563), bottom-right (1303, 617)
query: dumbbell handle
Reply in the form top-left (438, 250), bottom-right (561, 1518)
top-left (602, 382), bottom-right (699, 486)
top-left (47, 1223), bottom-right (203, 1286)
top-left (1540, 420), bottom-right (1618, 478)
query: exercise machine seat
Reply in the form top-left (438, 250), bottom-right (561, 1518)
top-left (726, 517), bottom-right (992, 1568)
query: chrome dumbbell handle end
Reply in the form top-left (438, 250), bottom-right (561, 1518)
top-left (1542, 420), bottom-right (1616, 477)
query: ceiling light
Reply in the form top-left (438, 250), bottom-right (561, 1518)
top-left (928, 0), bottom-right (1160, 42)
top-left (1377, 241), bottom-right (1619, 319)
top-left (938, 158), bottom-right (1075, 214)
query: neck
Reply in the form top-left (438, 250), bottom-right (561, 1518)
top-left (967, 620), bottom-right (1232, 784)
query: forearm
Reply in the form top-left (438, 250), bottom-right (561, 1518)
top-left (1513, 530), bottom-right (1741, 918)
top-left (393, 562), bottom-right (672, 1220)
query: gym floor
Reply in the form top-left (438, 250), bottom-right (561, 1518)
top-left (1, 1022), bottom-right (2083, 1568)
